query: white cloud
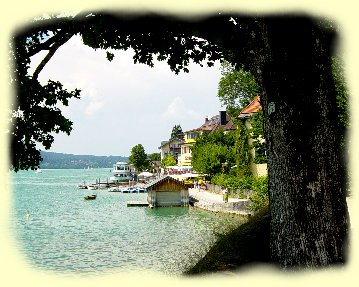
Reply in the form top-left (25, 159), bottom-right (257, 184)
top-left (81, 85), bottom-right (106, 117)
top-left (161, 96), bottom-right (202, 121)
top-left (85, 99), bottom-right (104, 116)
top-left (28, 35), bottom-right (223, 155)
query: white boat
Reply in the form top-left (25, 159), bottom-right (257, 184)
top-left (110, 162), bottom-right (134, 183)
top-left (121, 186), bottom-right (147, 193)
top-left (136, 187), bottom-right (147, 193)
top-left (35, 169), bottom-right (42, 173)
top-left (87, 184), bottom-right (98, 190)
top-left (108, 186), bottom-right (121, 192)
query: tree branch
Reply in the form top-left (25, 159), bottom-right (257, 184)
top-left (32, 32), bottom-right (74, 80)
top-left (27, 30), bottom-right (65, 57)
top-left (26, 12), bottom-right (90, 57)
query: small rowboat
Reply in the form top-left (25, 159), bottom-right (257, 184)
top-left (84, 194), bottom-right (97, 200)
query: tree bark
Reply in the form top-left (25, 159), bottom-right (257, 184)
top-left (13, 13), bottom-right (349, 267)
top-left (258, 17), bottom-right (349, 267)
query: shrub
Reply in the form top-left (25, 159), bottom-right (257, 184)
top-left (211, 174), bottom-right (268, 211)
top-left (248, 176), bottom-right (268, 211)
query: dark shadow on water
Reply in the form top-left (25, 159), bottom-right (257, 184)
top-left (144, 206), bottom-right (189, 217)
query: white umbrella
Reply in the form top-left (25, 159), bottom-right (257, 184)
top-left (138, 171), bottom-right (153, 177)
top-left (182, 173), bottom-right (199, 178)
top-left (167, 165), bottom-right (180, 170)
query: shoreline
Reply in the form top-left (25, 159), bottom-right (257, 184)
top-left (188, 188), bottom-right (254, 216)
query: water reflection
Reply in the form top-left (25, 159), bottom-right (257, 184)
top-left (145, 206), bottom-right (189, 217)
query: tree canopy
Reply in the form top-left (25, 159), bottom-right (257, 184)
top-left (10, 12), bottom-right (349, 268)
top-left (128, 144), bottom-right (149, 172)
top-left (147, 152), bottom-right (161, 162)
top-left (161, 153), bottom-right (176, 168)
top-left (10, 12), bottom-right (226, 172)
top-left (169, 124), bottom-right (184, 141)
top-left (191, 129), bottom-right (236, 177)
top-left (217, 61), bottom-right (259, 117)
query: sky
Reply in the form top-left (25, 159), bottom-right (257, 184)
top-left (30, 35), bottom-right (224, 157)
top-left (2, 2), bottom-right (359, 286)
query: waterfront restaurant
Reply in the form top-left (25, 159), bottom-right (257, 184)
top-left (146, 176), bottom-right (189, 207)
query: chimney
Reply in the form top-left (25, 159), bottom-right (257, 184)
top-left (220, 111), bottom-right (227, 125)
top-left (205, 116), bottom-right (209, 122)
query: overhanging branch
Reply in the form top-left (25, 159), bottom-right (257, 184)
top-left (32, 32), bottom-right (74, 80)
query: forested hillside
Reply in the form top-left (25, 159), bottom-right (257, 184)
top-left (39, 151), bottom-right (128, 169)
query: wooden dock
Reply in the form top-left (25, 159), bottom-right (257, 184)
top-left (127, 201), bottom-right (149, 207)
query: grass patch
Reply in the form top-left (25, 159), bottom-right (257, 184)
top-left (184, 206), bottom-right (271, 275)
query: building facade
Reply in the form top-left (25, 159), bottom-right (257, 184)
top-left (158, 138), bottom-right (182, 163)
top-left (177, 111), bottom-right (236, 166)
top-left (159, 102), bottom-right (267, 177)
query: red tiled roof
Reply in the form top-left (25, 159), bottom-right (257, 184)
top-left (240, 95), bottom-right (261, 115)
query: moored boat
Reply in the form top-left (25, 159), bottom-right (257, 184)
top-left (84, 194), bottom-right (97, 200)
top-left (78, 183), bottom-right (88, 189)
top-left (108, 186), bottom-right (121, 192)
top-left (121, 186), bottom-right (147, 193)
top-left (87, 184), bottom-right (98, 190)
top-left (110, 162), bottom-right (134, 183)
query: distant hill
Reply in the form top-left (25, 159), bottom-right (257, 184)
top-left (39, 151), bottom-right (128, 169)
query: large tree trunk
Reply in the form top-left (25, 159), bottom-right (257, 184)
top-left (258, 17), bottom-right (349, 267)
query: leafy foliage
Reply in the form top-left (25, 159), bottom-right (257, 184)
top-left (217, 61), bottom-right (259, 118)
top-left (11, 13), bottom-right (227, 171)
top-left (249, 110), bottom-right (267, 164)
top-left (11, 12), bottom-right (350, 268)
top-left (147, 153), bottom-right (161, 162)
top-left (234, 121), bottom-right (252, 177)
top-left (161, 153), bottom-right (176, 168)
top-left (216, 60), bottom-right (265, 169)
top-left (211, 174), bottom-right (268, 211)
top-left (191, 130), bottom-right (236, 177)
top-left (10, 16), bottom-right (83, 171)
top-left (247, 176), bottom-right (269, 211)
top-left (9, 76), bottom-right (80, 172)
top-left (170, 124), bottom-right (184, 141)
top-left (211, 173), bottom-right (254, 190)
top-left (128, 144), bottom-right (149, 172)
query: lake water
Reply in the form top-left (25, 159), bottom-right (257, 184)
top-left (10, 168), bottom-right (247, 276)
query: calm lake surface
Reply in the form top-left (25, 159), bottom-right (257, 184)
top-left (11, 168), bottom-right (247, 275)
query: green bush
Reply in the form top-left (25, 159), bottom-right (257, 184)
top-left (211, 174), bottom-right (268, 211)
top-left (211, 174), bottom-right (254, 190)
top-left (248, 176), bottom-right (268, 211)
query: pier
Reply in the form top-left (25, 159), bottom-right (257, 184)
top-left (127, 201), bottom-right (149, 207)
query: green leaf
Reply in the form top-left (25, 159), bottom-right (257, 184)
top-left (106, 51), bottom-right (115, 62)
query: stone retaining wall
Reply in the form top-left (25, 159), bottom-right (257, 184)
top-left (189, 192), bottom-right (254, 216)
top-left (204, 183), bottom-right (254, 199)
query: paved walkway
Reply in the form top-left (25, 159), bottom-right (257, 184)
top-left (189, 190), bottom-right (354, 219)
top-left (188, 188), bottom-right (253, 215)
top-left (189, 188), bottom-right (242, 203)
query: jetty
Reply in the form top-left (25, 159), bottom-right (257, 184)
top-left (127, 201), bottom-right (149, 207)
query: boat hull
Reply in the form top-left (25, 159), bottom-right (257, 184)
top-left (84, 195), bottom-right (97, 200)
